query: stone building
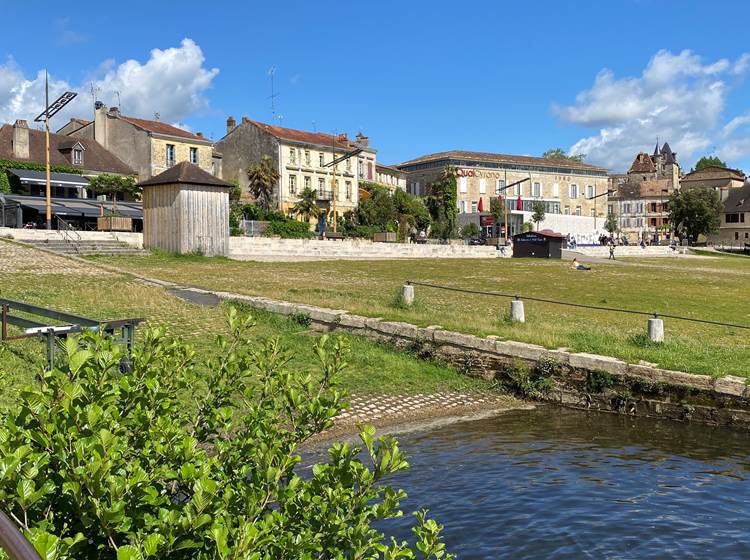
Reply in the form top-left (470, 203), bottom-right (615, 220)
top-left (57, 104), bottom-right (220, 181)
top-left (398, 150), bottom-right (609, 240)
top-left (607, 142), bottom-right (681, 242)
top-left (710, 181), bottom-right (750, 245)
top-left (680, 165), bottom-right (746, 201)
top-left (215, 117), bottom-right (377, 221)
top-left (373, 163), bottom-right (407, 191)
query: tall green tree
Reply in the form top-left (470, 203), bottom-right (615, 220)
top-left (246, 155), bottom-right (279, 211)
top-left (87, 174), bottom-right (139, 214)
top-left (542, 148), bottom-right (585, 162)
top-left (668, 187), bottom-right (722, 243)
top-left (0, 309), bottom-right (453, 560)
top-left (531, 200), bottom-right (546, 231)
top-left (693, 155), bottom-right (727, 171)
top-left (427, 167), bottom-right (458, 240)
top-left (604, 212), bottom-right (618, 235)
top-left (291, 186), bottom-right (321, 223)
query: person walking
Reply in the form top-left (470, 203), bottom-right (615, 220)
top-left (608, 241), bottom-right (616, 260)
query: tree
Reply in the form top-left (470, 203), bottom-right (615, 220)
top-left (0, 308), bottom-right (453, 560)
top-left (427, 167), bottom-right (458, 240)
top-left (87, 174), bottom-right (139, 214)
top-left (531, 200), bottom-right (546, 231)
top-left (542, 148), bottom-right (585, 162)
top-left (693, 155), bottom-right (727, 172)
top-left (667, 187), bottom-right (722, 243)
top-left (227, 179), bottom-right (242, 202)
top-left (460, 222), bottom-right (481, 239)
top-left (291, 187), bottom-right (321, 223)
top-left (604, 212), bottom-right (618, 235)
top-left (246, 155), bottom-right (279, 211)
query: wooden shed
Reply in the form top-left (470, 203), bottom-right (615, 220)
top-left (512, 229), bottom-right (565, 258)
top-left (140, 162), bottom-right (231, 256)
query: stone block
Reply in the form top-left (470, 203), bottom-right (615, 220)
top-left (370, 320), bottom-right (420, 340)
top-left (627, 364), bottom-right (712, 392)
top-left (432, 329), bottom-right (486, 350)
top-left (713, 375), bottom-right (747, 397)
top-left (494, 340), bottom-right (547, 361)
top-left (338, 314), bottom-right (368, 330)
top-left (568, 352), bottom-right (628, 376)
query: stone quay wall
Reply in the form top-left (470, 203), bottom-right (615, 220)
top-left (210, 290), bottom-right (750, 428)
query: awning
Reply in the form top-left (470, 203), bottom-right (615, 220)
top-left (3, 195), bottom-right (142, 220)
top-left (8, 168), bottom-right (89, 188)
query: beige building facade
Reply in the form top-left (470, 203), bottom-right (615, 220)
top-left (399, 150), bottom-right (609, 238)
top-left (216, 118), bottom-right (376, 223)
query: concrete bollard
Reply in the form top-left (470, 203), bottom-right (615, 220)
top-left (401, 283), bottom-right (415, 306)
top-left (648, 316), bottom-right (664, 343)
top-left (510, 298), bottom-right (525, 323)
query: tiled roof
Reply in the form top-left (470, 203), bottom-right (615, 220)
top-left (398, 150), bottom-right (607, 171)
top-left (376, 162), bottom-right (405, 174)
top-left (639, 179), bottom-right (672, 197)
top-left (628, 153), bottom-right (656, 174)
top-left (723, 182), bottom-right (750, 213)
top-left (138, 161), bottom-right (229, 188)
top-left (0, 124), bottom-right (135, 175)
top-left (120, 116), bottom-right (207, 141)
top-left (245, 119), bottom-right (357, 151)
top-left (682, 166), bottom-right (746, 182)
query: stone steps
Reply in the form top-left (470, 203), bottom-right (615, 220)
top-left (20, 238), bottom-right (148, 257)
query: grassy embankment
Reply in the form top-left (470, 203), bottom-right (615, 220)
top-left (0, 257), bottom-right (487, 408)
top-left (90, 252), bottom-right (750, 379)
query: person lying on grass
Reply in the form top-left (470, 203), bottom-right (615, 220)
top-left (571, 257), bottom-right (591, 271)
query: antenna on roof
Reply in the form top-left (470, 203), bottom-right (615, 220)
top-left (115, 91), bottom-right (121, 111)
top-left (154, 112), bottom-right (160, 121)
top-left (267, 66), bottom-right (280, 121)
top-left (312, 120), bottom-right (317, 132)
top-left (89, 82), bottom-right (100, 118)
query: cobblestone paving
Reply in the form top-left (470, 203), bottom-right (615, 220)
top-left (336, 391), bottom-right (513, 426)
top-left (0, 241), bottom-right (111, 276)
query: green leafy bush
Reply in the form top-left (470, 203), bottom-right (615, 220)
top-left (264, 218), bottom-right (313, 239)
top-left (0, 308), bottom-right (453, 559)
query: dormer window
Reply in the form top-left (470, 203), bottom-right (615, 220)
top-left (73, 148), bottom-right (83, 165)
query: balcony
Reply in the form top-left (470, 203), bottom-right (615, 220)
top-left (316, 189), bottom-right (333, 201)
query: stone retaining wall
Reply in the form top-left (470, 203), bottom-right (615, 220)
top-left (210, 290), bottom-right (750, 428)
top-left (1, 227), bottom-right (143, 247)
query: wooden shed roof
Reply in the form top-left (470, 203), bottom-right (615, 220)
top-left (138, 161), bottom-right (230, 188)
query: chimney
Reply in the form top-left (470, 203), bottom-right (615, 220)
top-left (196, 132), bottom-right (203, 138)
top-left (94, 100), bottom-right (104, 110)
top-left (241, 116), bottom-right (250, 124)
top-left (108, 106), bottom-right (120, 117)
top-left (355, 131), bottom-right (369, 147)
top-left (94, 103), bottom-right (108, 148)
top-left (226, 116), bottom-right (236, 135)
top-left (12, 120), bottom-right (29, 159)
top-left (337, 132), bottom-right (349, 143)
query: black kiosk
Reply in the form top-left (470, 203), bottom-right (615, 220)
top-left (512, 230), bottom-right (565, 259)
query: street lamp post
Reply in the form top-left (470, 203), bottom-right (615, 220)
top-left (323, 143), bottom-right (363, 234)
top-left (33, 72), bottom-right (76, 230)
top-left (587, 189), bottom-right (615, 231)
top-left (495, 176), bottom-right (530, 244)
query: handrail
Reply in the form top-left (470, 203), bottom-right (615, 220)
top-left (0, 511), bottom-right (40, 560)
top-left (56, 216), bottom-right (81, 252)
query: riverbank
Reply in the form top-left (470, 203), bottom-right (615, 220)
top-left (90, 251), bottom-right (750, 378)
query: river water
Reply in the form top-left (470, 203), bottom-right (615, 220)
top-left (372, 408), bottom-right (750, 559)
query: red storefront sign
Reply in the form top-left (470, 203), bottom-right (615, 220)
top-left (479, 215), bottom-right (494, 227)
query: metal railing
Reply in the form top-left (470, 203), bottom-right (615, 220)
top-left (406, 280), bottom-right (750, 330)
top-left (0, 511), bottom-right (39, 560)
top-left (56, 216), bottom-right (81, 252)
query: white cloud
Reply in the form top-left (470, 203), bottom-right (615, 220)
top-left (0, 38), bottom-right (218, 131)
top-left (555, 50), bottom-right (750, 171)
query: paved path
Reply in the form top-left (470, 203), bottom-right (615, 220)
top-left (0, 239), bottom-right (111, 276)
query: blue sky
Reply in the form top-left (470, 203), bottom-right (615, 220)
top-left (2, 0), bottom-right (750, 172)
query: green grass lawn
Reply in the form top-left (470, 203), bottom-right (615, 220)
top-left (89, 252), bottom-right (750, 378)
top-left (0, 266), bottom-right (488, 407)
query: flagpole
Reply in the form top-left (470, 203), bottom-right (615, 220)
top-left (45, 70), bottom-right (51, 230)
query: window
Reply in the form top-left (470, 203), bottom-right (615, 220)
top-left (514, 182), bottom-right (522, 196)
top-left (569, 184), bottom-right (578, 199)
top-left (479, 178), bottom-right (486, 194)
top-left (608, 204), bottom-right (614, 215)
top-left (496, 179), bottom-right (506, 194)
top-left (745, 232), bottom-right (749, 239)
top-left (289, 148), bottom-right (296, 165)
top-left (575, 206), bottom-right (582, 216)
top-left (460, 200), bottom-right (467, 213)
top-left (415, 181), bottom-right (421, 195)
top-left (637, 202), bottom-right (644, 214)
top-left (532, 182), bottom-right (541, 197)
top-left (346, 158), bottom-right (351, 172)
top-left (552, 183), bottom-right (560, 198)
top-left (73, 148), bottom-right (83, 165)
top-left (586, 185), bottom-right (594, 199)
top-left (459, 177), bottom-right (468, 193)
top-left (304, 176), bottom-right (311, 190)
top-left (736, 232), bottom-right (740, 240)
top-left (358, 160), bottom-right (364, 178)
top-left (305, 150), bottom-right (311, 166)
top-left (289, 174), bottom-right (297, 195)
top-left (367, 161), bottom-right (373, 180)
top-left (189, 147), bottom-right (198, 165)
top-left (318, 177), bottom-right (325, 192)
top-left (564, 206), bottom-right (570, 215)
top-left (590, 209), bottom-right (596, 217)
top-left (166, 144), bottom-right (175, 167)
top-left (471, 201), bottom-right (478, 213)
top-left (319, 152), bottom-right (325, 167)
top-left (726, 213), bottom-right (745, 223)
top-left (345, 181), bottom-right (352, 200)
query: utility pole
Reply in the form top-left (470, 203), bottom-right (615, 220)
top-left (587, 188), bottom-right (614, 232)
top-left (44, 71), bottom-right (51, 230)
top-left (504, 169), bottom-right (509, 242)
top-left (331, 132), bottom-right (337, 233)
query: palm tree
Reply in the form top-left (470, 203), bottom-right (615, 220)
top-left (246, 155), bottom-right (279, 211)
top-left (292, 187), bottom-right (321, 223)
